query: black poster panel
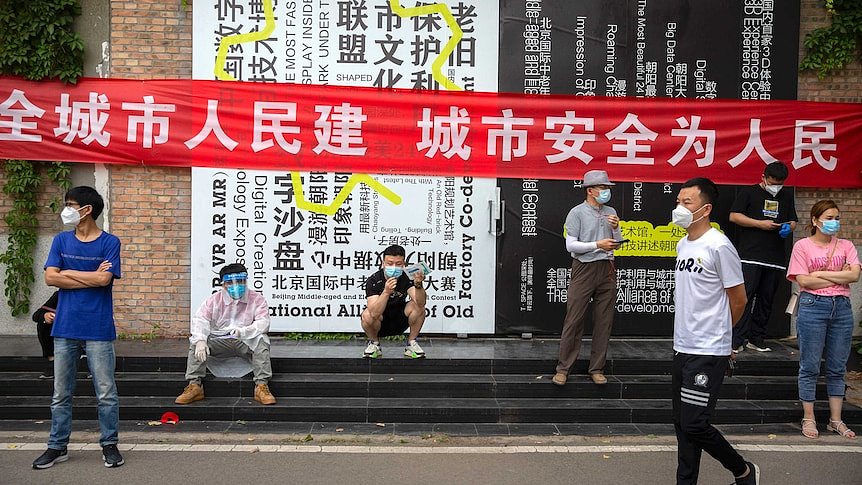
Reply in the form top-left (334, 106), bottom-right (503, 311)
top-left (495, 180), bottom-right (783, 336)
top-left (495, 1), bottom-right (799, 336)
top-left (499, 0), bottom-right (800, 99)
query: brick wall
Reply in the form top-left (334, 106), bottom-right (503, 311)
top-left (796, 0), bottom-right (862, 242)
top-left (109, 0), bottom-right (193, 336)
top-left (4, 1), bottom-right (854, 336)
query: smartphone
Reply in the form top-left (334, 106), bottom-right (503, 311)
top-left (613, 239), bottom-right (630, 244)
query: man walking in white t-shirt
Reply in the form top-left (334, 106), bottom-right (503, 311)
top-left (671, 178), bottom-right (760, 485)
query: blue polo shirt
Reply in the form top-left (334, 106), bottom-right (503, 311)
top-left (44, 230), bottom-right (122, 341)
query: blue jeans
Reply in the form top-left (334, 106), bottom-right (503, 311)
top-left (48, 338), bottom-right (119, 449)
top-left (796, 292), bottom-right (854, 402)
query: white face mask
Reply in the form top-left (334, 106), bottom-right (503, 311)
top-left (671, 204), bottom-right (708, 229)
top-left (60, 206), bottom-right (83, 226)
top-left (764, 184), bottom-right (783, 197)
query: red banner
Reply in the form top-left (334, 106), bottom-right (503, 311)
top-left (1, 77), bottom-right (860, 187)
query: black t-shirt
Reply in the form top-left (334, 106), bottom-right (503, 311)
top-left (730, 184), bottom-right (798, 266)
top-left (365, 269), bottom-right (411, 308)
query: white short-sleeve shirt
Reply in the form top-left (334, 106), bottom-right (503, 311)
top-left (673, 227), bottom-right (744, 355)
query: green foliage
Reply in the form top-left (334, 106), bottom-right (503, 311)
top-left (799, 0), bottom-right (862, 79)
top-left (0, 1), bottom-right (81, 316)
top-left (0, 0), bottom-right (84, 83)
top-left (0, 161), bottom-right (42, 315)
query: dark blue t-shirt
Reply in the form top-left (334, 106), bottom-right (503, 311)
top-left (44, 230), bottom-right (122, 341)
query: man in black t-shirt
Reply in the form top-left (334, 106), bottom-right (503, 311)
top-left (729, 162), bottom-right (797, 353)
top-left (361, 244), bottom-right (427, 358)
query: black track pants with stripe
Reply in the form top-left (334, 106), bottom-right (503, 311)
top-left (672, 352), bottom-right (748, 484)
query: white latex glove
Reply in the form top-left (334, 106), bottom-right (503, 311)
top-left (194, 340), bottom-right (209, 362)
top-left (230, 326), bottom-right (249, 339)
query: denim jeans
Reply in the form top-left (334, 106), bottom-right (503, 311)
top-left (48, 338), bottom-right (119, 449)
top-left (796, 292), bottom-right (854, 402)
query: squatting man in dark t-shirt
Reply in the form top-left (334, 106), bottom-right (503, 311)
top-left (361, 244), bottom-right (427, 358)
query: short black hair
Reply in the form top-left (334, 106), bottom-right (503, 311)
top-left (680, 177), bottom-right (719, 206)
top-left (763, 161), bottom-right (789, 181)
top-left (382, 245), bottom-right (405, 258)
top-left (65, 186), bottom-right (104, 219)
top-left (220, 263), bottom-right (248, 280)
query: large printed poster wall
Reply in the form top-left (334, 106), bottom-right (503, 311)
top-left (495, 0), bottom-right (799, 336)
top-left (190, 1), bottom-right (500, 332)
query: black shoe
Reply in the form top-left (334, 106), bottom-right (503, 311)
top-left (39, 362), bottom-right (54, 380)
top-left (734, 461), bottom-right (760, 484)
top-left (102, 444), bottom-right (124, 468)
top-left (32, 448), bottom-right (68, 469)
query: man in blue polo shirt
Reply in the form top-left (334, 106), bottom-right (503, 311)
top-left (32, 186), bottom-right (123, 470)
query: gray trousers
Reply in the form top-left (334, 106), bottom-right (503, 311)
top-left (556, 259), bottom-right (616, 375)
top-left (185, 336), bottom-right (272, 385)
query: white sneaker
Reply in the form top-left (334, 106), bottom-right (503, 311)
top-left (732, 345), bottom-right (744, 354)
top-left (404, 340), bottom-right (425, 358)
top-left (746, 341), bottom-right (772, 352)
top-left (363, 341), bottom-right (381, 359)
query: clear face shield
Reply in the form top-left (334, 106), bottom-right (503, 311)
top-left (222, 272), bottom-right (248, 299)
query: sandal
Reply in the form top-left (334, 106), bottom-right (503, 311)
top-left (827, 419), bottom-right (857, 439)
top-left (801, 418), bottom-right (819, 439)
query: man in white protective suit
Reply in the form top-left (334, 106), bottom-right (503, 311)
top-left (175, 263), bottom-right (276, 405)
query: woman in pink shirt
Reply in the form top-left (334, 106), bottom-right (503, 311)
top-left (787, 200), bottom-right (860, 439)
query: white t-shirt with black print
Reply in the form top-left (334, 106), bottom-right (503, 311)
top-left (674, 227), bottom-right (745, 356)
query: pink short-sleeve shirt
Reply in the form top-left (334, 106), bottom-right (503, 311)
top-left (787, 237), bottom-right (860, 297)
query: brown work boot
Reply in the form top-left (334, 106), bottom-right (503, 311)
top-left (254, 383), bottom-right (276, 405)
top-left (552, 372), bottom-right (567, 386)
top-left (175, 383), bottom-right (204, 404)
top-left (590, 372), bottom-right (608, 385)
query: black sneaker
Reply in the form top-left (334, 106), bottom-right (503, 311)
top-left (32, 448), bottom-right (68, 469)
top-left (39, 362), bottom-right (54, 380)
top-left (102, 444), bottom-right (124, 468)
top-left (734, 461), bottom-right (760, 484)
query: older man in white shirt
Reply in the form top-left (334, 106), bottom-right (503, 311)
top-left (175, 263), bottom-right (276, 405)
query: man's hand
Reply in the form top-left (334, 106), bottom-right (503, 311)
top-left (779, 223), bottom-right (792, 238)
top-left (98, 261), bottom-right (112, 272)
top-left (758, 220), bottom-right (781, 231)
top-left (412, 271), bottom-right (425, 288)
top-left (383, 277), bottom-right (398, 295)
top-left (44, 312), bottom-right (55, 324)
top-left (597, 238), bottom-right (621, 251)
top-left (606, 214), bottom-right (620, 229)
top-left (194, 341), bottom-right (209, 362)
top-left (230, 327), bottom-right (250, 339)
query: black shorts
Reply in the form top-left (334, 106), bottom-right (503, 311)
top-left (378, 305), bottom-right (410, 337)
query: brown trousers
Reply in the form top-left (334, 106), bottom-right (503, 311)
top-left (556, 258), bottom-right (616, 375)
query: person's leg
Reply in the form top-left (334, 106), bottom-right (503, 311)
top-left (85, 340), bottom-right (119, 447)
top-left (556, 260), bottom-right (597, 375)
top-left (676, 354), bottom-right (748, 482)
top-left (47, 338), bottom-right (82, 450)
top-left (404, 301), bottom-right (425, 342)
top-left (796, 294), bottom-right (828, 407)
top-left (360, 308), bottom-right (383, 342)
top-left (748, 267), bottom-right (782, 346)
top-left (824, 297), bottom-right (855, 437)
top-left (36, 322), bottom-right (53, 359)
top-left (587, 260), bottom-right (616, 375)
top-left (731, 263), bottom-right (760, 349)
top-left (184, 340), bottom-right (208, 384)
top-left (673, 352), bottom-right (703, 485)
top-left (247, 340), bottom-right (273, 385)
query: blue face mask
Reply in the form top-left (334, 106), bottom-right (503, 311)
top-left (819, 219), bottom-right (840, 235)
top-left (595, 189), bottom-right (611, 204)
top-left (226, 284), bottom-right (246, 300)
top-left (384, 266), bottom-right (403, 279)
